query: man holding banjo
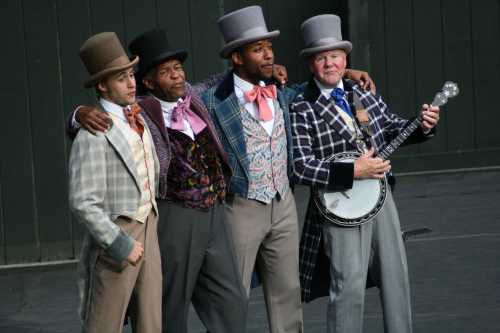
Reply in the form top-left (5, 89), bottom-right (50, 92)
top-left (290, 14), bottom-right (443, 333)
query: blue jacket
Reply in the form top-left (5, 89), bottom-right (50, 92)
top-left (202, 72), bottom-right (297, 196)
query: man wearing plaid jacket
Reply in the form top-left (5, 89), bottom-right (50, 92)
top-left (290, 15), bottom-right (440, 333)
top-left (69, 32), bottom-right (162, 332)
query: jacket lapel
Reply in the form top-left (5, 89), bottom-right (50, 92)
top-left (101, 106), bottom-right (141, 192)
top-left (137, 96), bottom-right (169, 143)
top-left (304, 78), bottom-right (357, 147)
top-left (189, 93), bottom-right (231, 170)
top-left (213, 73), bottom-right (249, 176)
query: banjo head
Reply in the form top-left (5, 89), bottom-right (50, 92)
top-left (314, 151), bottom-right (388, 226)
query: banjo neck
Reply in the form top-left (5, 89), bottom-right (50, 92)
top-left (375, 81), bottom-right (459, 160)
top-left (378, 117), bottom-right (422, 160)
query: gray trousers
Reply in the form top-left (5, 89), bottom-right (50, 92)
top-left (224, 192), bottom-right (304, 333)
top-left (156, 200), bottom-right (247, 333)
top-left (322, 190), bottom-right (412, 333)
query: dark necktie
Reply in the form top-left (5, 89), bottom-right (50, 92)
top-left (331, 87), bottom-right (354, 119)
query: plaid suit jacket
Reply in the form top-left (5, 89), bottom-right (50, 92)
top-left (202, 72), bottom-right (295, 196)
top-left (69, 108), bottom-right (159, 262)
top-left (291, 78), bottom-right (431, 302)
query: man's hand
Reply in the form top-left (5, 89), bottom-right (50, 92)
top-left (420, 104), bottom-right (440, 133)
top-left (127, 241), bottom-right (144, 265)
top-left (353, 148), bottom-right (391, 179)
top-left (345, 69), bottom-right (376, 94)
top-left (75, 106), bottom-right (111, 135)
top-left (273, 64), bottom-right (288, 88)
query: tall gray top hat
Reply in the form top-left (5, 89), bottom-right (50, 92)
top-left (300, 14), bottom-right (352, 58)
top-left (218, 5), bottom-right (280, 58)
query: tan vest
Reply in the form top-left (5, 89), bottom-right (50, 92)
top-left (110, 114), bottom-right (157, 222)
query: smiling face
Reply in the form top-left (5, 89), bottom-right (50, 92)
top-left (309, 49), bottom-right (347, 87)
top-left (97, 67), bottom-right (136, 106)
top-left (143, 58), bottom-right (187, 102)
top-left (231, 39), bottom-right (275, 84)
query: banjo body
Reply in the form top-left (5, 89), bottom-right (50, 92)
top-left (314, 151), bottom-right (388, 226)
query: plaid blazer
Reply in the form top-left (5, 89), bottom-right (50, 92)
top-left (69, 108), bottom-right (160, 262)
top-left (291, 78), bottom-right (431, 302)
top-left (202, 71), bottom-right (295, 196)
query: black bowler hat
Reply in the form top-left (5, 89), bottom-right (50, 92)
top-left (128, 29), bottom-right (187, 80)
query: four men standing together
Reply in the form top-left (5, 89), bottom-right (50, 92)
top-left (68, 5), bottom-right (440, 333)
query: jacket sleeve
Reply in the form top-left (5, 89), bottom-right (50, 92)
top-left (68, 131), bottom-right (134, 261)
top-left (65, 107), bottom-right (81, 140)
top-left (189, 71), bottom-right (228, 97)
top-left (290, 102), bottom-right (354, 191)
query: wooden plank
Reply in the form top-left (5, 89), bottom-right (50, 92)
top-left (188, 0), bottom-right (225, 82)
top-left (56, 0), bottom-right (94, 259)
top-left (122, 0), bottom-right (157, 45)
top-left (413, 0), bottom-right (446, 154)
top-left (89, 0), bottom-right (125, 41)
top-left (267, 0), bottom-right (302, 84)
top-left (348, 0), bottom-right (371, 72)
top-left (441, 0), bottom-right (475, 151)
top-left (22, 0), bottom-right (73, 261)
top-left (156, 0), bottom-right (194, 81)
top-left (470, 0), bottom-right (500, 148)
top-left (383, 0), bottom-right (418, 156)
top-left (0, 175), bottom-right (5, 264)
top-left (368, 0), bottom-right (388, 96)
top-left (0, 0), bottom-right (39, 264)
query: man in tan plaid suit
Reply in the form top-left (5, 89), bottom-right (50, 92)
top-left (69, 32), bottom-right (162, 332)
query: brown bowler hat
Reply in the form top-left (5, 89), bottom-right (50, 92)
top-left (79, 32), bottom-right (139, 88)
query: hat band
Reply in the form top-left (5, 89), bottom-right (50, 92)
top-left (226, 26), bottom-right (270, 43)
top-left (307, 37), bottom-right (343, 48)
top-left (102, 55), bottom-right (133, 71)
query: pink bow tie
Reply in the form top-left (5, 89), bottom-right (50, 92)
top-left (170, 95), bottom-right (206, 135)
top-left (243, 84), bottom-right (277, 122)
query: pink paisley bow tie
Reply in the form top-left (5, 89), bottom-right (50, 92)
top-left (243, 84), bottom-right (277, 122)
top-left (170, 95), bottom-right (206, 135)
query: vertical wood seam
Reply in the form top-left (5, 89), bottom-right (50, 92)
top-left (20, 0), bottom-right (41, 262)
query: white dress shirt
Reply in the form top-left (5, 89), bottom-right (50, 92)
top-left (234, 73), bottom-right (276, 136)
top-left (152, 95), bottom-right (195, 140)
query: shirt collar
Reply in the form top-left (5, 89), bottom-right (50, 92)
top-left (151, 94), bottom-right (182, 114)
top-left (233, 73), bottom-right (266, 101)
top-left (99, 98), bottom-right (129, 122)
top-left (314, 78), bottom-right (345, 99)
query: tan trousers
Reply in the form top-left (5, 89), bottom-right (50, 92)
top-left (224, 192), bottom-right (304, 333)
top-left (85, 211), bottom-right (162, 333)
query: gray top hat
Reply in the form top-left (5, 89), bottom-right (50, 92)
top-left (300, 14), bottom-right (352, 58)
top-left (218, 6), bottom-right (280, 58)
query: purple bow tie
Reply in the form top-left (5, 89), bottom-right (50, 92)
top-left (170, 95), bottom-right (206, 135)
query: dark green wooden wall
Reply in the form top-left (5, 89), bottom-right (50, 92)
top-left (349, 0), bottom-right (500, 172)
top-left (0, 0), bottom-right (498, 264)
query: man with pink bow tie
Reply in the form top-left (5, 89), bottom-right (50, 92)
top-left (202, 6), bottom-right (304, 332)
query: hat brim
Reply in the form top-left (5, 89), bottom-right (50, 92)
top-left (220, 30), bottom-right (280, 58)
top-left (300, 41), bottom-right (353, 58)
top-left (136, 50), bottom-right (188, 79)
top-left (84, 56), bottom-right (140, 88)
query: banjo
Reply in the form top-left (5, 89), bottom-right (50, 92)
top-left (314, 81), bottom-right (459, 227)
